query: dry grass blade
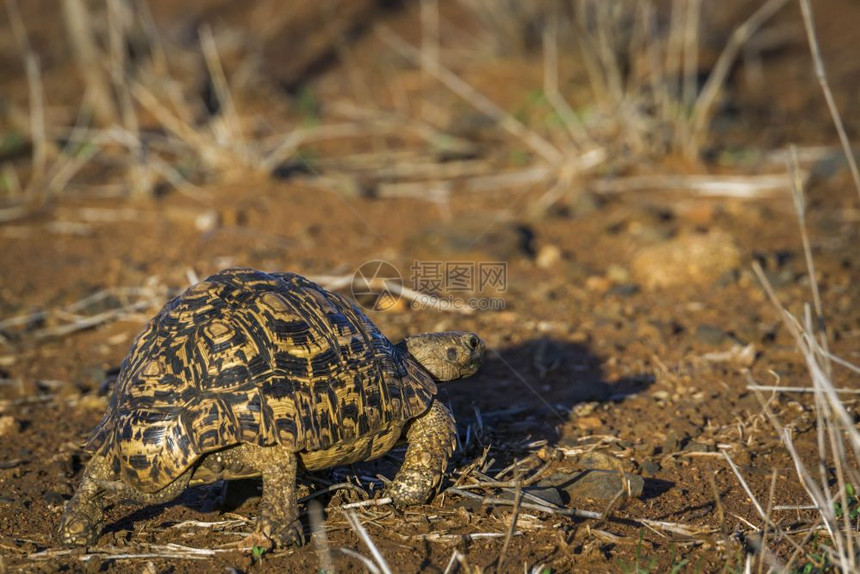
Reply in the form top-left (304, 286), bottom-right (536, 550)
top-left (446, 487), bottom-right (601, 520)
top-left (343, 509), bottom-right (393, 574)
top-left (5, 0), bottom-right (49, 196)
top-left (752, 265), bottom-right (860, 571)
top-left (309, 500), bottom-right (335, 574)
top-left (29, 543), bottom-right (232, 561)
top-left (495, 478), bottom-right (522, 573)
top-left (747, 385), bottom-right (860, 395)
top-left (798, 0), bottom-right (860, 202)
top-left (168, 519), bottom-right (249, 529)
top-left (590, 173), bottom-right (798, 199)
top-left (339, 496), bottom-right (392, 510)
top-left (376, 25), bottom-right (562, 164)
top-left (721, 450), bottom-right (767, 522)
top-left (443, 549), bottom-right (463, 574)
top-left (339, 547), bottom-right (381, 574)
top-left (199, 25), bottom-right (247, 159)
top-left (542, 14), bottom-right (594, 151)
top-left (309, 273), bottom-right (476, 315)
top-left (60, 0), bottom-right (117, 127)
top-left (688, 0), bottom-right (790, 157)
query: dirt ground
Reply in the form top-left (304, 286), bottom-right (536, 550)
top-left (1, 0), bottom-right (860, 572)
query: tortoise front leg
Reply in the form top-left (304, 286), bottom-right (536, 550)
top-left (387, 400), bottom-right (457, 506)
top-left (222, 444), bottom-right (303, 549)
top-left (59, 453), bottom-right (194, 546)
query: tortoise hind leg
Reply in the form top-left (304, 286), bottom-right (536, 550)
top-left (214, 444), bottom-right (303, 549)
top-left (58, 454), bottom-right (114, 546)
top-left (387, 400), bottom-right (457, 506)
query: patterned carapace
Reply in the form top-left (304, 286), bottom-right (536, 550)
top-left (87, 268), bottom-right (436, 493)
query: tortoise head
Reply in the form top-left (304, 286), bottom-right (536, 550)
top-left (399, 331), bottom-right (485, 381)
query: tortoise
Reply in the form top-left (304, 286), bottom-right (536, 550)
top-left (58, 268), bottom-right (485, 548)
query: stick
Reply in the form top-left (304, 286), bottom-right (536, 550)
top-left (343, 510), bottom-right (393, 574)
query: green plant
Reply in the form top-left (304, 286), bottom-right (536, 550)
top-left (251, 544), bottom-right (266, 563)
top-left (296, 86), bottom-right (321, 126)
top-left (834, 483), bottom-right (859, 520)
top-left (619, 530), bottom-right (658, 574)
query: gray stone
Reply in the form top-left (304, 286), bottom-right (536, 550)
top-left (696, 324), bottom-right (727, 346)
top-left (542, 470), bottom-right (644, 501)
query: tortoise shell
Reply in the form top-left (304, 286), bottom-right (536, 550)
top-left (87, 268), bottom-right (436, 492)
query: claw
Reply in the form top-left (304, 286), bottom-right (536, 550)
top-left (241, 516), bottom-right (304, 550)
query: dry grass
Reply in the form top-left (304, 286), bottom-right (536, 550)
top-left (0, 0), bottom-right (858, 572)
top-left (456, 0), bottom-right (792, 161)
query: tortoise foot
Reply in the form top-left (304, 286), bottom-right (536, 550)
top-left (58, 508), bottom-right (103, 547)
top-left (242, 515), bottom-right (304, 550)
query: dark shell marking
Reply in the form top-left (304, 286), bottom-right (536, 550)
top-left (87, 268), bottom-right (436, 493)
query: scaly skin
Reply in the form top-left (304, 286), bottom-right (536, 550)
top-left (58, 321), bottom-right (484, 548)
top-left (58, 454), bottom-right (192, 546)
top-left (386, 401), bottom-right (457, 506)
top-left (219, 445), bottom-right (303, 549)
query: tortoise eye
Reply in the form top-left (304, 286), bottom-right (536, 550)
top-left (446, 348), bottom-right (458, 361)
top-left (465, 335), bottom-right (479, 350)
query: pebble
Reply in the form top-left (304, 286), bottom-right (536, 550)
top-left (640, 460), bottom-right (661, 476)
top-left (0, 416), bottom-right (18, 436)
top-left (576, 451), bottom-right (627, 472)
top-left (695, 324), bottom-right (727, 346)
top-left (606, 264), bottom-right (630, 284)
top-left (544, 470), bottom-right (645, 501)
top-left (42, 490), bottom-right (66, 507)
top-left (584, 276), bottom-right (611, 293)
top-left (631, 231), bottom-right (742, 290)
top-left (575, 416), bottom-right (604, 431)
top-left (683, 441), bottom-right (716, 453)
top-left (662, 431), bottom-right (687, 454)
top-left (536, 245), bottom-right (562, 269)
top-left (701, 343), bottom-right (757, 367)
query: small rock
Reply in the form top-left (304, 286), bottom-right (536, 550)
top-left (701, 343), bottom-right (757, 367)
top-left (575, 416), bottom-right (603, 431)
top-left (536, 245), bottom-right (562, 269)
top-left (662, 431), bottom-right (686, 454)
top-left (683, 441), bottom-right (715, 453)
top-left (673, 202), bottom-right (716, 226)
top-left (195, 210), bottom-right (219, 232)
top-left (696, 324), bottom-right (727, 346)
top-left (607, 283), bottom-right (639, 297)
top-left (0, 416), bottom-right (18, 436)
top-left (584, 276), bottom-right (611, 293)
top-left (42, 490), bottom-right (66, 506)
top-left (576, 451), bottom-right (626, 472)
top-left (545, 470), bottom-right (645, 501)
top-left (606, 264), bottom-right (630, 284)
top-left (495, 486), bottom-right (564, 507)
top-left (631, 230), bottom-right (742, 290)
top-left (640, 460), bottom-right (661, 476)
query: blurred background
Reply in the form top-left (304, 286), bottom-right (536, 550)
top-left (1, 0), bottom-right (860, 571)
